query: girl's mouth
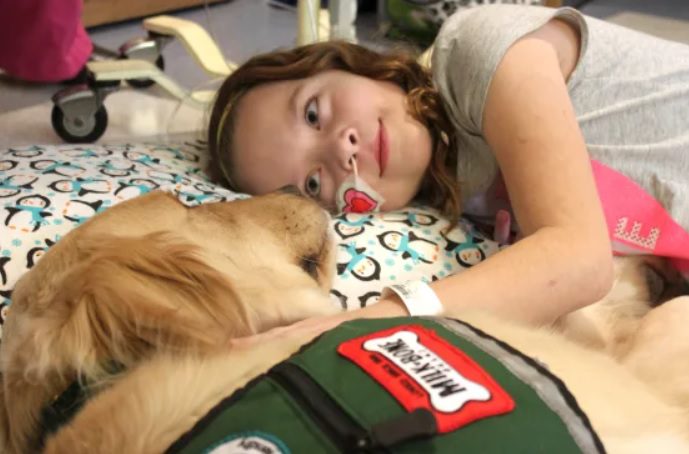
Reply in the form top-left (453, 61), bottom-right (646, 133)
top-left (377, 119), bottom-right (389, 177)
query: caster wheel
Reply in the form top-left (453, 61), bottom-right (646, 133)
top-left (51, 104), bottom-right (108, 143)
top-left (125, 55), bottom-right (165, 88)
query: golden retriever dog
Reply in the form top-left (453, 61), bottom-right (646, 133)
top-left (0, 189), bottom-right (339, 453)
top-left (0, 189), bottom-right (688, 453)
top-left (40, 297), bottom-right (689, 453)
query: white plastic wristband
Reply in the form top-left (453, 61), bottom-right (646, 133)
top-left (381, 280), bottom-right (444, 317)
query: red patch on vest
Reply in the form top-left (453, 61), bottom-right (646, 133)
top-left (337, 325), bottom-right (514, 433)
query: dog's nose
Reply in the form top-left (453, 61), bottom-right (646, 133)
top-left (277, 185), bottom-right (303, 196)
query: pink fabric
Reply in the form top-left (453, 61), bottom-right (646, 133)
top-left (493, 209), bottom-right (511, 246)
top-left (489, 160), bottom-right (689, 279)
top-left (0, 0), bottom-right (92, 82)
top-left (591, 160), bottom-right (689, 279)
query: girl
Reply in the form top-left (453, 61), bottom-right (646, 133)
top-left (207, 4), bottom-right (689, 336)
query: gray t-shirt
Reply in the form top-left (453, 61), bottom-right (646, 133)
top-left (432, 4), bottom-right (689, 232)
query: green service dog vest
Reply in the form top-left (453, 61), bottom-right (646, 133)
top-left (167, 317), bottom-right (604, 454)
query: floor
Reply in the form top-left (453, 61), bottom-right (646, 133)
top-left (1, 0), bottom-right (688, 147)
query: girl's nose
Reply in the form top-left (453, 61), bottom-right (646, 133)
top-left (336, 126), bottom-right (359, 170)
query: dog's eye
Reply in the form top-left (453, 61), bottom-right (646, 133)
top-left (300, 255), bottom-right (320, 280)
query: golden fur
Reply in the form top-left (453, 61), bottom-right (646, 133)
top-left (0, 190), bottom-right (687, 453)
top-left (0, 190), bottom-right (337, 453)
top-left (43, 295), bottom-right (689, 454)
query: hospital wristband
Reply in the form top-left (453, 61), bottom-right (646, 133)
top-left (381, 281), bottom-right (444, 317)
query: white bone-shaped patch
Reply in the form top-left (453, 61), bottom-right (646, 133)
top-left (363, 330), bottom-right (491, 413)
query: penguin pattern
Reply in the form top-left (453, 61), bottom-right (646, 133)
top-left (0, 175), bottom-right (38, 198)
top-left (123, 151), bottom-right (162, 168)
top-left (0, 140), bottom-right (241, 332)
top-left (26, 238), bottom-right (56, 269)
top-left (145, 170), bottom-right (192, 185)
top-left (381, 210), bottom-right (439, 228)
top-left (0, 160), bottom-right (18, 172)
top-left (149, 144), bottom-right (202, 163)
top-left (0, 255), bottom-right (9, 286)
top-left (0, 238), bottom-right (12, 334)
top-left (332, 212), bottom-right (374, 240)
top-left (49, 177), bottom-right (112, 197)
top-left (442, 225), bottom-right (497, 267)
top-left (113, 178), bottom-right (159, 200)
top-left (30, 159), bottom-right (86, 178)
top-left (0, 301), bottom-right (9, 339)
top-left (377, 230), bottom-right (439, 264)
top-left (332, 207), bottom-right (500, 311)
top-left (329, 289), bottom-right (348, 310)
top-left (336, 243), bottom-right (382, 282)
top-left (445, 235), bottom-right (486, 267)
top-left (0, 141), bottom-right (502, 333)
top-left (6, 146), bottom-right (43, 159)
top-left (4, 194), bottom-right (53, 232)
top-left (175, 182), bottom-right (230, 206)
top-left (57, 146), bottom-right (113, 159)
top-left (98, 159), bottom-right (137, 177)
top-left (358, 291), bottom-right (381, 309)
top-left (62, 199), bottom-right (108, 225)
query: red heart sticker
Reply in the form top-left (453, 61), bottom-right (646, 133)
top-left (344, 188), bottom-right (378, 213)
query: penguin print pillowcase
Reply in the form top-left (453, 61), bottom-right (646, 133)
top-left (0, 141), bottom-right (500, 337)
top-left (330, 209), bottom-right (500, 310)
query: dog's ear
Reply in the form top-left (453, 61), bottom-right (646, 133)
top-left (41, 232), bottom-right (254, 379)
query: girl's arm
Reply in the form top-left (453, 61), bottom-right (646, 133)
top-left (364, 19), bottom-right (614, 325)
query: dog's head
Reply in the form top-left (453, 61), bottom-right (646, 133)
top-left (186, 189), bottom-right (339, 334)
top-left (5, 189), bottom-right (339, 372)
top-left (558, 255), bottom-right (688, 352)
top-left (610, 255), bottom-right (689, 307)
top-left (0, 189), bottom-right (339, 454)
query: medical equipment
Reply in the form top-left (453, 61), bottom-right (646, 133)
top-left (50, 0), bottom-right (358, 143)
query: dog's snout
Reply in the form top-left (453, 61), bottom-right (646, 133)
top-left (277, 185), bottom-right (303, 197)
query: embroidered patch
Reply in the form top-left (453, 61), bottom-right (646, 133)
top-left (614, 217), bottom-right (659, 251)
top-left (206, 431), bottom-right (290, 454)
top-left (337, 325), bottom-right (514, 433)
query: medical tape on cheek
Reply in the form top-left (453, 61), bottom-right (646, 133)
top-left (335, 157), bottom-right (386, 214)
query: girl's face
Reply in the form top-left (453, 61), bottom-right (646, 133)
top-left (230, 70), bottom-right (432, 211)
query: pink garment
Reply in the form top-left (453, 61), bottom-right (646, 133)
top-left (591, 160), bottom-right (689, 279)
top-left (489, 161), bottom-right (689, 280)
top-left (0, 0), bottom-right (92, 82)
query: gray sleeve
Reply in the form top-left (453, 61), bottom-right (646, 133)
top-left (431, 5), bottom-right (589, 135)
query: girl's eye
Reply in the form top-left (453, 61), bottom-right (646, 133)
top-left (305, 171), bottom-right (321, 198)
top-left (304, 98), bottom-right (320, 128)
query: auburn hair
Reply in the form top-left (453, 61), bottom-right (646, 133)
top-left (208, 41), bottom-right (461, 221)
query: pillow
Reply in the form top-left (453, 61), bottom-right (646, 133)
top-left (330, 209), bottom-right (499, 309)
top-left (0, 141), bottom-right (500, 338)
